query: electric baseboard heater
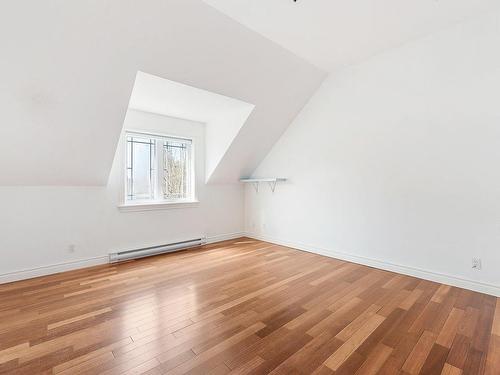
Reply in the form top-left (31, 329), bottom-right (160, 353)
top-left (109, 237), bottom-right (206, 263)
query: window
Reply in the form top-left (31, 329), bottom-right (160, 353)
top-left (125, 132), bottom-right (194, 205)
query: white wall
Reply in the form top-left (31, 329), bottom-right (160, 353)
top-left (0, 110), bottom-right (244, 281)
top-left (0, 0), bottom-right (324, 186)
top-left (245, 12), bottom-right (500, 296)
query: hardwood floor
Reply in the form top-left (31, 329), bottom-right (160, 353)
top-left (0, 238), bottom-right (498, 374)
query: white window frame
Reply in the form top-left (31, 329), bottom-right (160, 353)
top-left (118, 130), bottom-right (198, 212)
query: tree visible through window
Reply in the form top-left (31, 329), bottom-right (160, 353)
top-left (126, 132), bottom-right (193, 203)
top-left (163, 140), bottom-right (189, 200)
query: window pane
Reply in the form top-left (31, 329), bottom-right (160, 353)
top-left (127, 137), bottom-right (155, 200)
top-left (125, 132), bottom-right (193, 203)
top-left (163, 141), bottom-right (190, 200)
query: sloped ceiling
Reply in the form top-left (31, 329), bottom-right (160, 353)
top-left (0, 0), bottom-right (325, 185)
top-left (203, 0), bottom-right (500, 72)
top-left (128, 72), bottom-right (255, 183)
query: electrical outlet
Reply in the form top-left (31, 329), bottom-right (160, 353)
top-left (472, 257), bottom-right (482, 270)
top-left (68, 244), bottom-right (76, 253)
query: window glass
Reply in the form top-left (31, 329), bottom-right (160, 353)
top-left (125, 132), bottom-right (193, 203)
top-left (126, 136), bottom-right (156, 201)
top-left (163, 140), bottom-right (190, 200)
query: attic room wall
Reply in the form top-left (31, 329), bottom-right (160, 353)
top-left (0, 0), bottom-right (324, 186)
top-left (245, 11), bottom-right (500, 296)
top-left (0, 110), bottom-right (244, 281)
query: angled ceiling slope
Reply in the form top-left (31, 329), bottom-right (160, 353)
top-left (0, 0), bottom-right (324, 186)
top-left (129, 72), bottom-right (255, 183)
top-left (203, 0), bottom-right (500, 72)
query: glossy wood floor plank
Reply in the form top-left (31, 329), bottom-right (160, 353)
top-left (0, 238), bottom-right (498, 374)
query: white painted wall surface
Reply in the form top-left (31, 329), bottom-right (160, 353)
top-left (0, 110), bottom-right (244, 281)
top-left (245, 12), bottom-right (500, 295)
top-left (0, 0), bottom-right (324, 186)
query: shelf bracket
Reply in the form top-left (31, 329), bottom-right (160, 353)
top-left (239, 178), bottom-right (287, 193)
top-left (252, 182), bottom-right (259, 193)
top-left (268, 180), bottom-right (277, 193)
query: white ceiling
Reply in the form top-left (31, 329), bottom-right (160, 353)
top-left (203, 0), bottom-right (500, 71)
top-left (129, 72), bottom-right (255, 182)
top-left (0, 0), bottom-right (324, 185)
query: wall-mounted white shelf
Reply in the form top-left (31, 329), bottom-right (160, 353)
top-left (239, 178), bottom-right (287, 192)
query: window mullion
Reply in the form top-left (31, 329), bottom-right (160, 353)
top-left (155, 139), bottom-right (163, 201)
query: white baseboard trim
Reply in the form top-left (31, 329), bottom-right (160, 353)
top-left (205, 232), bottom-right (245, 244)
top-left (0, 233), bottom-right (246, 285)
top-left (246, 232), bottom-right (500, 297)
top-left (0, 256), bottom-right (109, 285)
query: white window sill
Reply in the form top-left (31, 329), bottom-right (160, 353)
top-left (118, 200), bottom-right (199, 212)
